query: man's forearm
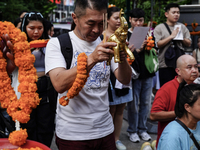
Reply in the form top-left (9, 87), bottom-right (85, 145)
top-left (116, 60), bottom-right (132, 85)
top-left (182, 38), bottom-right (191, 47)
top-left (150, 111), bottom-right (176, 122)
top-left (157, 35), bottom-right (173, 49)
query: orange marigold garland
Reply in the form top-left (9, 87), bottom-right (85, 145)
top-left (8, 128), bottom-right (28, 146)
top-left (127, 55), bottom-right (134, 65)
top-left (29, 39), bottom-right (49, 48)
top-left (191, 20), bottom-right (198, 31)
top-left (59, 53), bottom-right (89, 106)
top-left (146, 36), bottom-right (155, 51)
top-left (0, 21), bottom-right (40, 147)
top-left (17, 147), bottom-right (43, 150)
top-left (29, 39), bottom-right (49, 44)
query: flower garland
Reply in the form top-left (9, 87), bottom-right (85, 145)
top-left (0, 21), bottom-right (40, 147)
top-left (146, 36), bottom-right (155, 51)
top-left (59, 53), bottom-right (89, 106)
top-left (16, 147), bottom-right (43, 150)
top-left (29, 39), bottom-right (48, 44)
top-left (108, 4), bottom-right (116, 8)
top-left (127, 55), bottom-right (134, 65)
top-left (190, 20), bottom-right (200, 35)
top-left (191, 21), bottom-right (198, 31)
top-left (29, 39), bottom-right (49, 49)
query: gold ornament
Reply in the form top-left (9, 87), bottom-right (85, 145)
top-left (107, 9), bottom-right (135, 65)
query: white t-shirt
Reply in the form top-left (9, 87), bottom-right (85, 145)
top-left (45, 31), bottom-right (118, 140)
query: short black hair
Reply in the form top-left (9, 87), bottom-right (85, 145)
top-left (74, 0), bottom-right (108, 18)
top-left (107, 7), bottom-right (120, 20)
top-left (44, 19), bottom-right (53, 32)
top-left (129, 8), bottom-right (145, 18)
top-left (19, 10), bottom-right (27, 18)
top-left (14, 17), bottom-right (21, 27)
top-left (175, 81), bottom-right (200, 118)
top-left (165, 3), bottom-right (180, 12)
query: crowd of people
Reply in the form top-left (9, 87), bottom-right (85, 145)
top-left (0, 0), bottom-right (200, 150)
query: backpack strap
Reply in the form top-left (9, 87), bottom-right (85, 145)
top-left (175, 119), bottom-right (200, 149)
top-left (57, 32), bottom-right (73, 70)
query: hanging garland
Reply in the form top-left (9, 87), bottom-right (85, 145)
top-left (0, 21), bottom-right (40, 147)
top-left (59, 52), bottom-right (89, 106)
top-left (146, 36), bottom-right (155, 51)
top-left (190, 20), bottom-right (200, 35)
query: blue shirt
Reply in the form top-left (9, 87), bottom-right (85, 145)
top-left (158, 120), bottom-right (200, 150)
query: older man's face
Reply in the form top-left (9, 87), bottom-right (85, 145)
top-left (73, 8), bottom-right (106, 42)
top-left (178, 57), bottom-right (199, 84)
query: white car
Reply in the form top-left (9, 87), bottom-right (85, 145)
top-left (53, 23), bottom-right (71, 37)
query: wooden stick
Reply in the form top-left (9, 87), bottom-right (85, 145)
top-left (103, 13), bottom-right (107, 43)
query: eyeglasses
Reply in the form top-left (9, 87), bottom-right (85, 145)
top-left (28, 12), bottom-right (43, 18)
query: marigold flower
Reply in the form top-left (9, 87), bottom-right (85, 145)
top-left (8, 128), bottom-right (28, 146)
top-left (0, 21), bottom-right (41, 147)
top-left (59, 53), bottom-right (89, 106)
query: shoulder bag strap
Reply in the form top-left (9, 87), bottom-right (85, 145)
top-left (175, 119), bottom-right (200, 149)
top-left (164, 22), bottom-right (172, 35)
top-left (57, 32), bottom-right (73, 70)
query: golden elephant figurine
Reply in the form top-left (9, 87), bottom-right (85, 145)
top-left (107, 9), bottom-right (135, 65)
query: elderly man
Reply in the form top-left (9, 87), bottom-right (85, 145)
top-left (150, 54), bottom-right (199, 148)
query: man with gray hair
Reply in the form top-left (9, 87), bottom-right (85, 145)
top-left (45, 0), bottom-right (132, 149)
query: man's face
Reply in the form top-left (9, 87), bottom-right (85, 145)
top-left (177, 57), bottom-right (199, 84)
top-left (129, 17), bottom-right (144, 28)
top-left (165, 7), bottom-right (180, 23)
top-left (72, 8), bottom-right (106, 42)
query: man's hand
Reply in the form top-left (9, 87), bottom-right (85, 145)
top-left (136, 40), bottom-right (147, 53)
top-left (89, 41), bottom-right (116, 63)
top-left (171, 27), bottom-right (179, 39)
top-left (0, 34), bottom-right (16, 74)
top-left (141, 39), bottom-right (147, 50)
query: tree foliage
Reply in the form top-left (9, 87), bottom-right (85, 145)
top-left (0, 0), bottom-right (58, 22)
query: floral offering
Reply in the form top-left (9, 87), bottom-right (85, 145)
top-left (0, 21), bottom-right (40, 147)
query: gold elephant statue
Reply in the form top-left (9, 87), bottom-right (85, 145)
top-left (107, 9), bottom-right (135, 65)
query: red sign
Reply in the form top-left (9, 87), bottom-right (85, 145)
top-left (49, 0), bottom-right (61, 4)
